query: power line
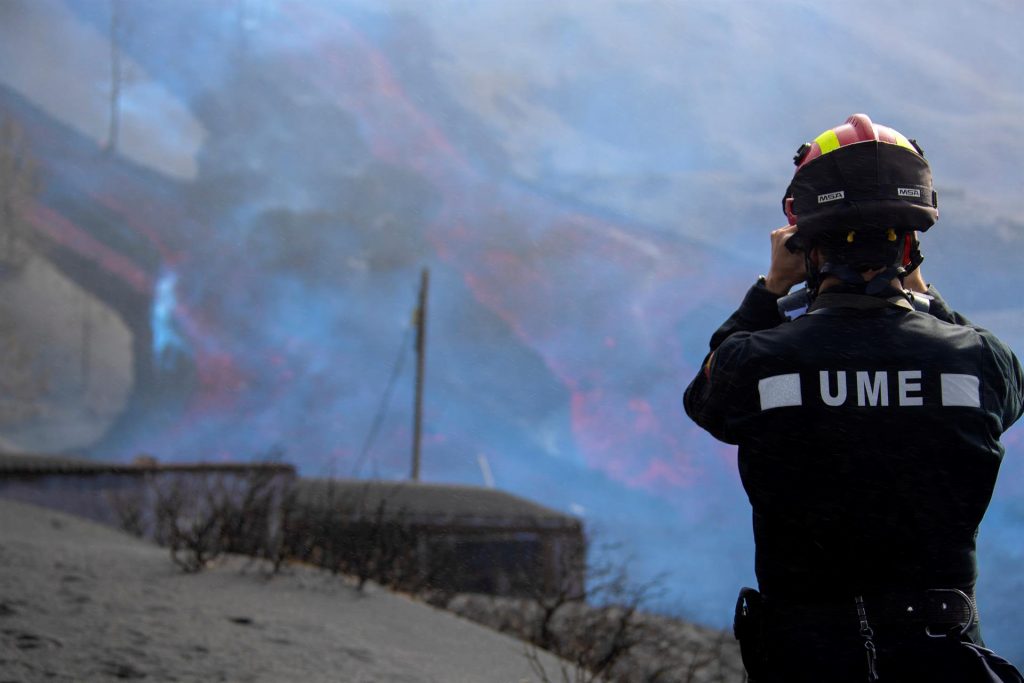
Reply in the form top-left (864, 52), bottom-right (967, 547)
top-left (350, 320), bottom-right (414, 479)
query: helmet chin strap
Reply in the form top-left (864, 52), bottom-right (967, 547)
top-left (804, 251), bottom-right (822, 303)
top-left (801, 232), bottom-right (921, 305)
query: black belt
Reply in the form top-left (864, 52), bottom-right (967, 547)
top-left (763, 588), bottom-right (978, 634)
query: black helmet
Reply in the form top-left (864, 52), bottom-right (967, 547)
top-left (782, 113), bottom-right (938, 243)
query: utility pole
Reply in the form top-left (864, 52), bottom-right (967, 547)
top-left (411, 267), bottom-right (429, 482)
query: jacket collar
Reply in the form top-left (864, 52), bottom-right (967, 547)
top-left (808, 286), bottom-right (914, 314)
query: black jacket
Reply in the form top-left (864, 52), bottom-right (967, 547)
top-left (684, 282), bottom-right (1024, 599)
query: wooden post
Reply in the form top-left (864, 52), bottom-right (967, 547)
top-left (411, 268), bottom-right (429, 482)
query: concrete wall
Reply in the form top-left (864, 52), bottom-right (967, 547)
top-left (0, 253), bottom-right (134, 452)
top-left (0, 465), bottom-right (296, 543)
top-left (1, 467), bottom-right (583, 598)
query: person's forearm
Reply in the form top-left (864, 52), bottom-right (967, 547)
top-left (925, 285), bottom-right (973, 326)
top-left (708, 281), bottom-right (785, 350)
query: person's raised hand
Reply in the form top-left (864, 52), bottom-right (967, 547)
top-left (764, 225), bottom-right (806, 295)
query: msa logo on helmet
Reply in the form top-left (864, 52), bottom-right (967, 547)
top-left (817, 191), bottom-right (845, 204)
top-left (898, 187), bottom-right (922, 198)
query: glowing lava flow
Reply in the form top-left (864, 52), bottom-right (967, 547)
top-left (275, 3), bottom-right (728, 493)
top-left (17, 1), bottom-right (741, 492)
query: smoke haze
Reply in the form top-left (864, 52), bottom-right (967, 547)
top-left (1, 0), bottom-right (1022, 658)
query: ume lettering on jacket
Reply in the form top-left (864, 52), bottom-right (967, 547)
top-left (757, 371), bottom-right (981, 411)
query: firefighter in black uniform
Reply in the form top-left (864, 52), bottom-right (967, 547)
top-left (684, 114), bottom-right (1024, 682)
